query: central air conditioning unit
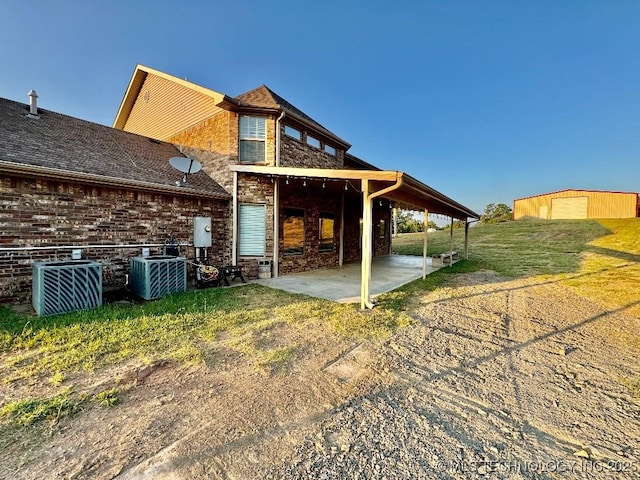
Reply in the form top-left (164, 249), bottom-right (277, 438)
top-left (129, 256), bottom-right (187, 300)
top-left (32, 260), bottom-right (103, 316)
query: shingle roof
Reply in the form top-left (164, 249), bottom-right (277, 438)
top-left (0, 97), bottom-right (229, 199)
top-left (236, 85), bottom-right (350, 148)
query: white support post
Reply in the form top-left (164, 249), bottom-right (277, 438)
top-left (273, 178), bottom-right (279, 277)
top-left (449, 217), bottom-right (454, 259)
top-left (361, 179), bottom-right (373, 309)
top-left (232, 171), bottom-right (238, 266)
top-left (422, 209), bottom-right (429, 279)
top-left (339, 192), bottom-right (345, 266)
top-left (464, 218), bottom-right (470, 260)
top-left (392, 207), bottom-right (397, 238)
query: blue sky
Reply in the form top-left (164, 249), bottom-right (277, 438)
top-left (1, 1), bottom-right (638, 215)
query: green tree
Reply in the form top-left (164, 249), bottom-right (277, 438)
top-left (395, 210), bottom-right (425, 233)
top-left (481, 203), bottom-right (513, 224)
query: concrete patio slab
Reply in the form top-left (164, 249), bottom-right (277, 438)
top-left (254, 255), bottom-right (440, 303)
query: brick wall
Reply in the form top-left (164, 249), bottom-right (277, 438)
top-left (0, 176), bottom-right (229, 304)
top-left (280, 131), bottom-right (344, 169)
top-left (278, 181), bottom-right (341, 274)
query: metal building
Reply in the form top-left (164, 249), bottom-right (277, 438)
top-left (513, 189), bottom-right (639, 220)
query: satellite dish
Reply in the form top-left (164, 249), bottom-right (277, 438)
top-left (169, 156), bottom-right (202, 174)
top-left (169, 156), bottom-right (202, 184)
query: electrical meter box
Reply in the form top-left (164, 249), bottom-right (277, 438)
top-left (193, 217), bottom-right (212, 248)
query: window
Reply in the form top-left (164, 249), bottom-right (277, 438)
top-left (239, 116), bottom-right (266, 163)
top-left (307, 135), bottom-right (320, 148)
top-left (379, 219), bottom-right (387, 238)
top-left (284, 125), bottom-right (301, 140)
top-left (238, 204), bottom-right (265, 256)
top-left (283, 208), bottom-right (305, 255)
top-left (319, 215), bottom-right (335, 252)
top-left (324, 144), bottom-right (336, 156)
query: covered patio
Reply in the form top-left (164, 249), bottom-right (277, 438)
top-left (255, 254), bottom-right (438, 303)
top-left (231, 164), bottom-right (479, 309)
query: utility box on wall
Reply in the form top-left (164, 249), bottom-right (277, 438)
top-left (193, 217), bottom-right (212, 248)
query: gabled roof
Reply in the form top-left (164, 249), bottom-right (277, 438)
top-left (114, 65), bottom-right (350, 149)
top-left (0, 97), bottom-right (229, 199)
top-left (236, 85), bottom-right (350, 148)
top-left (113, 64), bottom-right (235, 131)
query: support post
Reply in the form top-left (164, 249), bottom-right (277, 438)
top-left (339, 192), bottom-right (345, 266)
top-left (422, 209), bottom-right (429, 279)
top-left (392, 207), bottom-right (397, 238)
top-left (361, 179), bottom-right (373, 310)
top-left (449, 217), bottom-right (454, 259)
top-left (232, 171), bottom-right (238, 266)
top-left (464, 218), bottom-right (470, 260)
top-left (273, 178), bottom-right (279, 277)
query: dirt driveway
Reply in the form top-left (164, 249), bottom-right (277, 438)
top-left (4, 271), bottom-right (639, 479)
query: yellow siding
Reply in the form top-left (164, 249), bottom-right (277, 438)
top-left (514, 190), bottom-right (638, 219)
top-left (123, 73), bottom-right (223, 141)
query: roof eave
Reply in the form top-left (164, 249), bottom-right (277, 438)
top-left (0, 159), bottom-right (230, 201)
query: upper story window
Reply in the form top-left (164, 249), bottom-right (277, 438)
top-left (306, 135), bottom-right (320, 149)
top-left (284, 125), bottom-right (301, 141)
top-left (239, 116), bottom-right (266, 163)
top-left (323, 144), bottom-right (336, 156)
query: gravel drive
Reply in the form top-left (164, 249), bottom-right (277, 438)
top-left (269, 271), bottom-right (640, 479)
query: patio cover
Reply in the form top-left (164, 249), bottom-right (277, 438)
top-left (230, 165), bottom-right (480, 309)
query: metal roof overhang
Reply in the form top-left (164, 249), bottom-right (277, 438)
top-left (230, 164), bottom-right (479, 220)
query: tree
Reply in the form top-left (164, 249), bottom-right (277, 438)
top-left (481, 203), bottom-right (513, 224)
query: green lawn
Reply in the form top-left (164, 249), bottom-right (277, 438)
top-left (2, 217), bottom-right (639, 427)
top-left (393, 218), bottom-right (640, 316)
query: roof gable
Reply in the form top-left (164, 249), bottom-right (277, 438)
top-left (113, 64), bottom-right (230, 134)
top-left (0, 97), bottom-right (229, 199)
top-left (236, 85), bottom-right (350, 148)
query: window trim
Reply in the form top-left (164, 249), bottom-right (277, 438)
top-left (284, 124), bottom-right (302, 141)
top-left (323, 144), bottom-right (336, 156)
top-left (238, 203), bottom-right (266, 257)
top-left (239, 115), bottom-right (266, 164)
top-left (306, 134), bottom-right (321, 149)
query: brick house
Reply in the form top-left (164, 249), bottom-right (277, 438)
top-left (113, 65), bottom-right (479, 308)
top-left (0, 93), bottom-right (229, 303)
top-left (1, 66), bottom-right (478, 308)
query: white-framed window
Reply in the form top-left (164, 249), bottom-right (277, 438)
top-left (323, 144), bottom-right (336, 156)
top-left (283, 207), bottom-right (305, 256)
top-left (238, 204), bottom-right (265, 256)
top-left (306, 135), bottom-right (320, 149)
top-left (284, 125), bottom-right (302, 141)
top-left (239, 116), bottom-right (266, 163)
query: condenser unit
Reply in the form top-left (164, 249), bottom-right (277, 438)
top-left (129, 256), bottom-right (186, 300)
top-left (32, 260), bottom-right (103, 316)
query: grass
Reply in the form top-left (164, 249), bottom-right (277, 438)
top-left (0, 284), bottom-right (412, 387)
top-left (393, 218), bottom-right (640, 317)
top-left (393, 219), bottom-right (611, 277)
top-left (0, 388), bottom-right (81, 427)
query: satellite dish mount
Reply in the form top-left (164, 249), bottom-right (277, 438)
top-left (169, 156), bottom-right (202, 185)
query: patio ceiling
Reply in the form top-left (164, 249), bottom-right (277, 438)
top-left (230, 165), bottom-right (479, 220)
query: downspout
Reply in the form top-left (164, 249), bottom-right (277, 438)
top-left (273, 111), bottom-right (285, 278)
top-left (361, 173), bottom-right (404, 309)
